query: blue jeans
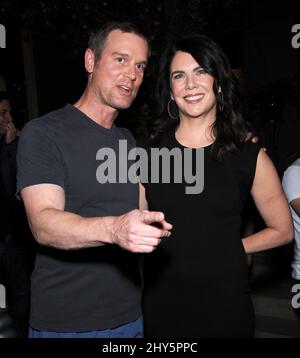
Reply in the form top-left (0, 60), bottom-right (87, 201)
top-left (28, 316), bottom-right (143, 338)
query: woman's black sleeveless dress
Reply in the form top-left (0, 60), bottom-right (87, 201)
top-left (142, 132), bottom-right (261, 338)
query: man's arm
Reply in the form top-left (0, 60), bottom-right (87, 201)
top-left (22, 183), bottom-right (172, 253)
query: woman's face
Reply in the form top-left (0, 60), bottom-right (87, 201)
top-left (169, 51), bottom-right (217, 121)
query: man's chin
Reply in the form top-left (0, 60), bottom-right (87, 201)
top-left (114, 100), bottom-right (134, 110)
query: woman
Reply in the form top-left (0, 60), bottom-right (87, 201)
top-left (140, 35), bottom-right (293, 338)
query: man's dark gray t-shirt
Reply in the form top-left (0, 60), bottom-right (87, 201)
top-left (17, 104), bottom-right (141, 332)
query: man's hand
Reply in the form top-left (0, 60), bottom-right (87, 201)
top-left (3, 122), bottom-right (19, 144)
top-left (111, 209), bottom-right (173, 253)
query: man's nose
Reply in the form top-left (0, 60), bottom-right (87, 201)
top-left (124, 65), bottom-right (136, 81)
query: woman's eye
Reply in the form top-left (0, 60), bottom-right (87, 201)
top-left (173, 74), bottom-right (184, 80)
top-left (196, 68), bottom-right (207, 75)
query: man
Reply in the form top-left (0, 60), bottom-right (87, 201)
top-left (0, 93), bottom-right (19, 146)
top-left (17, 22), bottom-right (172, 338)
top-left (0, 91), bottom-right (33, 337)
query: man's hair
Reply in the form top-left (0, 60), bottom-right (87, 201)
top-left (0, 91), bottom-right (10, 103)
top-left (88, 21), bottom-right (151, 60)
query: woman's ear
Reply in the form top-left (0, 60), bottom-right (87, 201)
top-left (170, 92), bottom-right (174, 101)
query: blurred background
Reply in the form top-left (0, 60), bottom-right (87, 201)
top-left (1, 1), bottom-right (299, 155)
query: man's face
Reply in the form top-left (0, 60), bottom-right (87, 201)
top-left (87, 29), bottom-right (149, 110)
top-left (0, 99), bottom-right (13, 135)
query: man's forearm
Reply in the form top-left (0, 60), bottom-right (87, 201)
top-left (29, 208), bottom-right (116, 249)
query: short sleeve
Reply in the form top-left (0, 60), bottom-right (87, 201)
top-left (282, 165), bottom-right (300, 203)
top-left (16, 121), bottom-right (65, 198)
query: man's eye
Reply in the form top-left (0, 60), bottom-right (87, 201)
top-left (136, 63), bottom-right (146, 71)
top-left (116, 57), bottom-right (125, 64)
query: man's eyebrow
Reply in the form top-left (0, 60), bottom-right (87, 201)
top-left (111, 52), bottom-right (129, 58)
top-left (138, 60), bottom-right (148, 66)
top-left (112, 52), bottom-right (147, 65)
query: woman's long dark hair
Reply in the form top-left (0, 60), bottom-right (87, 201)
top-left (150, 34), bottom-right (248, 159)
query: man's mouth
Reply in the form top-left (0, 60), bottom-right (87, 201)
top-left (118, 85), bottom-right (133, 96)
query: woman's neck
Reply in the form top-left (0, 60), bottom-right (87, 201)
top-left (175, 116), bottom-right (215, 148)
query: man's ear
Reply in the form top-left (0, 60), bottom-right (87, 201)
top-left (85, 48), bottom-right (96, 74)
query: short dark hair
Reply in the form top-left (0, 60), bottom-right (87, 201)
top-left (88, 21), bottom-right (151, 60)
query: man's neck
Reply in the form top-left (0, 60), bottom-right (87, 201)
top-left (74, 91), bottom-right (118, 129)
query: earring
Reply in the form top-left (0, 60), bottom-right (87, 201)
top-left (218, 90), bottom-right (224, 112)
top-left (167, 99), bottom-right (178, 120)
